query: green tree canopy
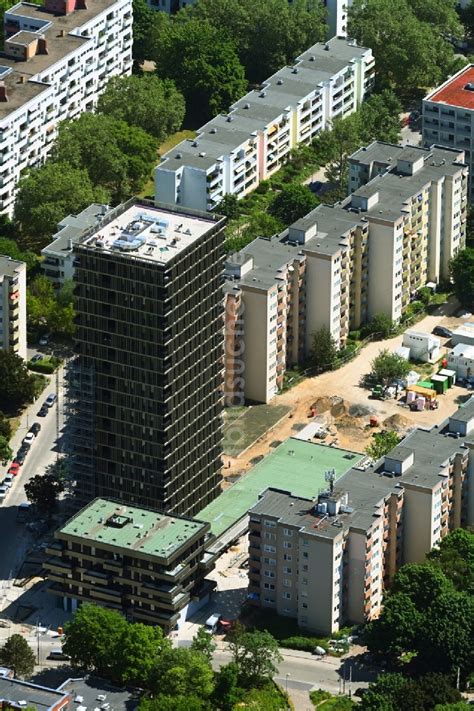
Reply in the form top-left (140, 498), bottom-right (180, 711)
top-left (132, 0), bottom-right (168, 64)
top-left (190, 628), bottom-right (216, 665)
top-left (228, 624), bottom-right (282, 688)
top-left (24, 473), bottom-right (64, 517)
top-left (427, 528), bottom-right (474, 594)
top-left (0, 435), bottom-right (12, 464)
top-left (0, 237), bottom-right (38, 271)
top-left (224, 212), bottom-right (282, 253)
top-left (360, 673), bottom-right (462, 711)
top-left (371, 349), bottom-right (411, 386)
top-left (310, 326), bottom-right (338, 372)
top-left (139, 696), bottom-right (206, 711)
top-left (53, 114), bottom-right (157, 203)
top-left (0, 634), bottom-right (36, 678)
top-left (63, 604), bottom-right (128, 675)
top-left (28, 276), bottom-right (75, 339)
top-left (322, 114), bottom-right (361, 192)
top-left (365, 592), bottom-right (423, 659)
top-left (98, 74), bottom-right (185, 143)
top-left (152, 20), bottom-right (247, 125)
top-left (361, 313), bottom-right (395, 339)
top-left (348, 0), bottom-right (464, 96)
top-left (216, 194), bottom-right (240, 221)
top-left (450, 248), bottom-right (474, 309)
top-left (0, 412), bottom-right (11, 440)
top-left (358, 90), bottom-right (402, 145)
top-left (365, 430), bottom-right (400, 460)
top-left (212, 663), bottom-right (243, 711)
top-left (149, 648), bottom-right (214, 699)
top-left (113, 624), bottom-right (169, 687)
top-left (14, 162), bottom-right (107, 247)
top-left (184, 0), bottom-right (326, 84)
top-left (0, 350), bottom-right (36, 414)
top-left (268, 184), bottom-right (318, 226)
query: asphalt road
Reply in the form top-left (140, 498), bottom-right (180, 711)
top-left (0, 368), bottom-right (65, 588)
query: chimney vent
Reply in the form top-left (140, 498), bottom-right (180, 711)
top-left (37, 36), bottom-right (48, 54)
top-left (59, 29), bottom-right (66, 38)
top-left (19, 75), bottom-right (27, 84)
top-left (0, 81), bottom-right (8, 102)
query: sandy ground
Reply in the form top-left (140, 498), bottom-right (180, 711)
top-left (224, 298), bottom-right (473, 478)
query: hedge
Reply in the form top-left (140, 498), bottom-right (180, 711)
top-left (28, 358), bottom-right (61, 374)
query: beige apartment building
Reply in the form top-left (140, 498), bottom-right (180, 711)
top-left (225, 142), bottom-right (467, 403)
top-left (248, 397), bottom-right (474, 634)
top-left (0, 256), bottom-right (26, 360)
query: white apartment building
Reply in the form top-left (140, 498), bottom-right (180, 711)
top-left (41, 202), bottom-right (111, 288)
top-left (248, 397), bottom-right (474, 634)
top-left (447, 343), bottom-right (474, 378)
top-left (155, 37), bottom-right (374, 212)
top-left (0, 255), bottom-right (26, 359)
top-left (423, 64), bottom-right (474, 202)
top-left (0, 0), bottom-right (132, 216)
top-left (224, 142), bottom-right (467, 404)
top-left (322, 0), bottom-right (352, 39)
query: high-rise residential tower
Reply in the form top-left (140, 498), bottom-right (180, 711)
top-left (69, 198), bottom-right (225, 516)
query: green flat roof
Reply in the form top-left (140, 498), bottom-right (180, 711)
top-left (59, 498), bottom-right (207, 559)
top-left (199, 438), bottom-right (363, 538)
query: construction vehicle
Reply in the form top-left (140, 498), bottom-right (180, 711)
top-left (371, 384), bottom-right (388, 400)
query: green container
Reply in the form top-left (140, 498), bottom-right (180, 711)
top-left (418, 380), bottom-right (433, 390)
top-left (431, 374), bottom-right (448, 394)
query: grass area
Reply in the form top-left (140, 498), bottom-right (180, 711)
top-left (27, 355), bottom-right (62, 374)
top-left (410, 361), bottom-right (436, 378)
top-left (222, 403), bottom-right (292, 457)
top-left (32, 373), bottom-right (47, 398)
top-left (317, 697), bottom-right (354, 710)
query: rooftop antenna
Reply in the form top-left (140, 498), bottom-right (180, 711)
top-left (325, 469), bottom-right (336, 495)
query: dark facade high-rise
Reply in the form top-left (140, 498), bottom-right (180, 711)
top-left (69, 198), bottom-right (225, 517)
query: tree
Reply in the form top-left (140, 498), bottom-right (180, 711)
top-left (0, 350), bottom-right (36, 414)
top-left (371, 349), bottom-right (411, 386)
top-left (323, 115), bottom-right (361, 192)
top-left (63, 604), bottom-right (128, 675)
top-left (0, 412), bottom-right (11, 440)
top-left (184, 0), bottom-right (326, 84)
top-left (216, 194), bottom-right (240, 221)
top-left (358, 91), bottom-right (402, 145)
top-left (360, 673), bottom-right (462, 711)
top-left (53, 114), bottom-right (157, 203)
top-left (212, 663), bottom-right (243, 711)
top-left (14, 162), bottom-right (107, 246)
top-left (348, 0), bottom-right (463, 96)
top-left (269, 184), bottom-right (318, 226)
top-left (98, 75), bottom-right (185, 143)
top-left (28, 275), bottom-right (75, 339)
top-left (0, 634), bottom-right (35, 678)
top-left (152, 20), bottom-right (247, 125)
top-left (224, 213), bottom-right (282, 253)
top-left (390, 563), bottom-right (453, 612)
top-left (310, 327), bottom-right (338, 372)
top-left (365, 430), bottom-right (400, 460)
top-left (24, 474), bottom-right (64, 517)
top-left (365, 592), bottom-right (422, 659)
top-left (427, 528), bottom-right (474, 594)
top-left (361, 313), bottom-right (395, 339)
top-left (0, 435), bottom-right (12, 464)
top-left (132, 0), bottom-right (168, 64)
top-left (113, 624), bottom-right (169, 687)
top-left (0, 237), bottom-right (38, 271)
top-left (450, 248), bottom-right (474, 309)
top-left (139, 696), bottom-right (206, 711)
top-left (190, 628), bottom-right (216, 664)
top-left (149, 648), bottom-right (214, 700)
top-left (227, 624), bottom-right (282, 688)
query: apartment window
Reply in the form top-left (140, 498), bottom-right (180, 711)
top-left (283, 579), bottom-right (291, 587)
top-left (303, 552), bottom-right (309, 559)
top-left (263, 519), bottom-right (276, 528)
top-left (302, 602), bottom-right (308, 609)
top-left (263, 597), bottom-right (275, 604)
top-left (283, 567), bottom-right (292, 574)
top-left (302, 578), bottom-right (308, 585)
top-left (283, 592), bottom-right (291, 600)
top-left (264, 532), bottom-right (276, 541)
top-left (302, 564), bottom-right (308, 571)
top-left (264, 557), bottom-right (276, 566)
top-left (301, 590), bottom-right (308, 598)
top-left (264, 583), bottom-right (275, 590)
top-left (283, 541), bottom-right (292, 549)
top-left (283, 554), bottom-right (292, 561)
top-left (264, 570), bottom-right (276, 578)
top-left (264, 545), bottom-right (276, 553)
top-left (302, 540), bottom-right (309, 546)
top-left (283, 528), bottom-right (293, 537)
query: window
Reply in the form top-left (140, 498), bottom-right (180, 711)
top-left (283, 592), bottom-right (291, 600)
top-left (302, 540), bottom-right (309, 547)
top-left (302, 602), bottom-right (308, 609)
top-left (302, 577), bottom-right (308, 585)
top-left (302, 564), bottom-right (308, 571)
top-left (283, 579), bottom-right (291, 587)
top-left (283, 541), bottom-right (292, 549)
top-left (264, 531), bottom-right (276, 541)
top-left (301, 590), bottom-right (308, 598)
top-left (283, 567), bottom-right (292, 574)
top-left (264, 570), bottom-right (275, 578)
top-left (263, 583), bottom-right (275, 590)
top-left (264, 545), bottom-right (276, 553)
top-left (283, 528), bottom-right (293, 537)
top-left (263, 519), bottom-right (276, 528)
top-left (303, 552), bottom-right (309, 559)
top-left (264, 557), bottom-right (276, 566)
top-left (283, 554), bottom-right (292, 561)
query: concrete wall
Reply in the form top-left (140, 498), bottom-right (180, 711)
top-left (402, 484), bottom-right (435, 563)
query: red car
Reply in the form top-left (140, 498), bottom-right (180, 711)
top-left (8, 462), bottom-right (20, 476)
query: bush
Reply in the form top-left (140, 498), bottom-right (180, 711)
top-left (417, 286), bottom-right (432, 305)
top-left (255, 180), bottom-right (270, 194)
top-left (280, 635), bottom-right (328, 652)
top-left (348, 330), bottom-right (361, 341)
top-left (28, 357), bottom-right (61, 374)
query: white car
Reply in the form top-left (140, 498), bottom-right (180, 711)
top-left (0, 486), bottom-right (8, 500)
top-left (3, 475), bottom-right (13, 488)
top-left (23, 432), bottom-right (35, 447)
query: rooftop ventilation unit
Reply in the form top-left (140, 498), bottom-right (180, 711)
top-left (244, 102), bottom-right (250, 109)
top-left (292, 67), bottom-right (299, 74)
top-left (309, 54), bottom-right (315, 61)
top-left (175, 152), bottom-right (182, 159)
top-left (465, 83), bottom-right (474, 91)
top-left (227, 115), bottom-right (233, 122)
top-left (210, 127), bottom-right (217, 134)
top-left (277, 78), bottom-right (283, 85)
top-left (259, 90), bottom-right (266, 98)
top-left (192, 140), bottom-right (199, 147)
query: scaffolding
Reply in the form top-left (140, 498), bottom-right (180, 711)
top-left (64, 356), bottom-right (95, 503)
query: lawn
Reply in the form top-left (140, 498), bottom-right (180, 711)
top-left (222, 403), bottom-right (292, 457)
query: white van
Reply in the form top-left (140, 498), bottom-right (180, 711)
top-left (205, 614), bottom-right (222, 633)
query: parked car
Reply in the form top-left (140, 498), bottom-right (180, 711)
top-left (31, 354), bottom-right (43, 363)
top-left (37, 406), bottom-right (48, 417)
top-left (23, 432), bottom-right (35, 447)
top-left (13, 451), bottom-right (26, 465)
top-left (8, 462), bottom-right (20, 476)
top-left (0, 485), bottom-right (8, 500)
top-left (29, 422), bottom-right (41, 436)
top-left (205, 614), bottom-right (222, 633)
top-left (3, 475), bottom-right (13, 488)
top-left (45, 393), bottom-right (57, 407)
top-left (48, 649), bottom-right (70, 661)
top-left (39, 334), bottom-right (50, 346)
top-left (312, 646), bottom-right (327, 656)
top-left (432, 325), bottom-right (453, 338)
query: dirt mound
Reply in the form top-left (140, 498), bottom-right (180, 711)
top-left (336, 414), bottom-right (366, 431)
top-left (311, 395), bottom-right (348, 418)
top-left (383, 413), bottom-right (411, 432)
top-left (331, 396), bottom-right (347, 417)
top-left (311, 396), bottom-right (334, 413)
top-left (348, 403), bottom-right (374, 418)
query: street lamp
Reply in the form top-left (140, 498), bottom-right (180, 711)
top-left (285, 672), bottom-right (290, 694)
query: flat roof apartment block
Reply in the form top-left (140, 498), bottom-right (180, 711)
top-left (0, 678), bottom-right (70, 711)
top-left (0, 255), bottom-right (26, 359)
top-left (423, 64), bottom-right (474, 201)
top-left (248, 397), bottom-right (474, 634)
top-left (0, 0), bottom-right (132, 216)
top-left (155, 37), bottom-right (374, 212)
top-left (224, 142), bottom-right (467, 403)
top-left (46, 498), bottom-right (213, 631)
top-left (70, 199), bottom-right (225, 516)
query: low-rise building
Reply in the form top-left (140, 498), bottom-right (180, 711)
top-left (248, 397), bottom-right (474, 634)
top-left (423, 64), bottom-right (474, 202)
top-left (0, 0), bottom-right (132, 216)
top-left (0, 677), bottom-right (71, 711)
top-left (155, 37), bottom-right (374, 212)
top-left (447, 342), bottom-right (474, 378)
top-left (224, 142), bottom-right (467, 403)
top-left (0, 255), bottom-right (26, 360)
top-left (41, 203), bottom-right (110, 288)
top-left (45, 498), bottom-right (215, 632)
top-left (402, 330), bottom-right (441, 363)
top-left (452, 323), bottom-right (474, 347)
